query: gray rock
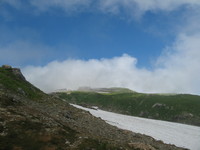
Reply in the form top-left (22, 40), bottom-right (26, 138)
top-left (152, 103), bottom-right (166, 108)
top-left (12, 68), bottom-right (26, 80)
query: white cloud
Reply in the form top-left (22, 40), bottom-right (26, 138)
top-left (98, 0), bottom-right (200, 19)
top-left (2, 0), bottom-right (200, 16)
top-left (22, 54), bottom-right (137, 92)
top-left (23, 32), bottom-right (200, 95)
top-left (29, 0), bottom-right (200, 14)
top-left (152, 33), bottom-right (200, 94)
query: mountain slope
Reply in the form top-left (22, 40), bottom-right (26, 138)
top-left (0, 65), bottom-right (186, 150)
top-left (54, 88), bottom-right (200, 126)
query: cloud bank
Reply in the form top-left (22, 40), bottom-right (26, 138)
top-left (23, 32), bottom-right (200, 94)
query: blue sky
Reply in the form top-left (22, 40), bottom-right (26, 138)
top-left (0, 0), bottom-right (179, 67)
top-left (1, 0), bottom-right (200, 94)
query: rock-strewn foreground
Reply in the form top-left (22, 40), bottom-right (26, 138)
top-left (0, 66), bottom-right (186, 150)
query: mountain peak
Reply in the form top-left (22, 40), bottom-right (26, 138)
top-left (1, 65), bottom-right (26, 81)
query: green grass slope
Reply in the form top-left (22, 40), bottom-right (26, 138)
top-left (1, 66), bottom-right (185, 150)
top-left (0, 66), bottom-right (45, 100)
top-left (56, 90), bottom-right (200, 126)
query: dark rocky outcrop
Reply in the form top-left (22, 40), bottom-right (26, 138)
top-left (12, 68), bottom-right (26, 81)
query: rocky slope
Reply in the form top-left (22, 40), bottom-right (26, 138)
top-left (0, 65), bottom-right (186, 150)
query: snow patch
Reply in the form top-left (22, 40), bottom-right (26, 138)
top-left (71, 104), bottom-right (200, 150)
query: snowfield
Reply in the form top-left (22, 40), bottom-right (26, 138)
top-left (71, 104), bottom-right (200, 150)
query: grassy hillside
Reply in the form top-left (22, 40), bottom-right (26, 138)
top-left (77, 87), bottom-right (134, 93)
top-left (56, 90), bottom-right (200, 126)
top-left (1, 66), bottom-right (185, 150)
top-left (0, 67), bottom-right (45, 100)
